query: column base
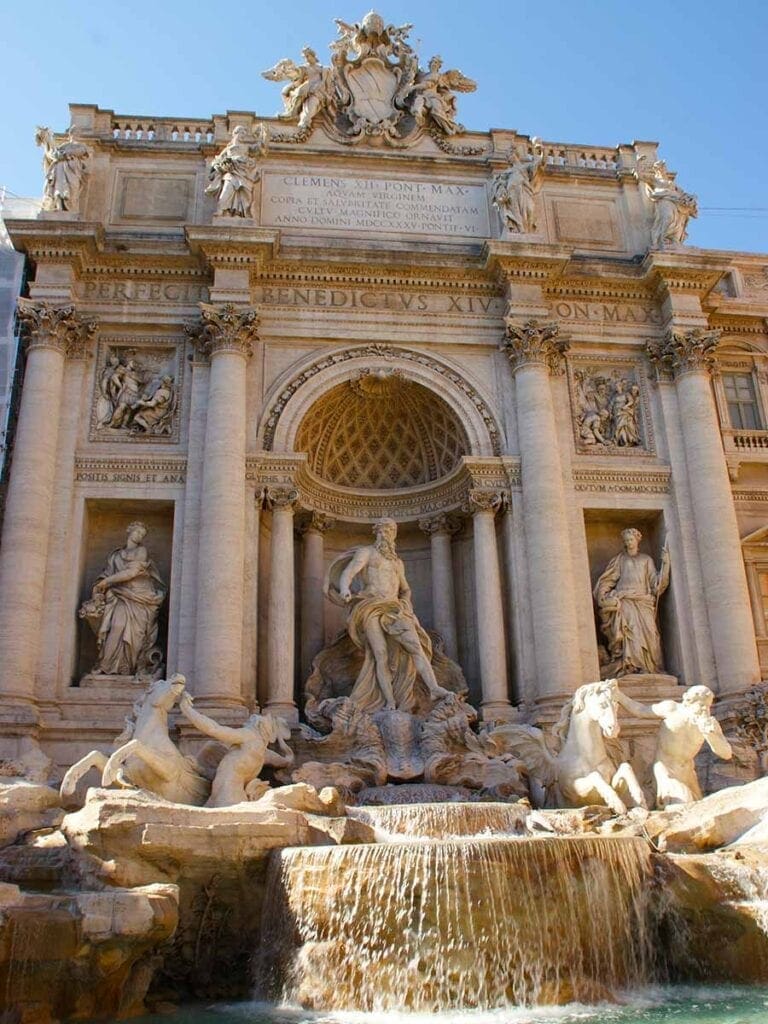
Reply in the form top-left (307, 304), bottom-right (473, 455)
top-left (480, 699), bottom-right (519, 724)
top-left (263, 700), bottom-right (299, 725)
top-left (0, 695), bottom-right (40, 730)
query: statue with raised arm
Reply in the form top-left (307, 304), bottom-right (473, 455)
top-left (324, 517), bottom-right (450, 714)
top-left (617, 684), bottom-right (733, 807)
top-left (491, 138), bottom-right (545, 234)
top-left (262, 48), bottom-right (332, 132)
top-left (35, 126), bottom-right (89, 213)
top-left (178, 693), bottom-right (294, 807)
top-left (636, 157), bottom-right (698, 249)
top-left (594, 528), bottom-right (670, 676)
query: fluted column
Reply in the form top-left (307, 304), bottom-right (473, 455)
top-left (419, 513), bottom-right (461, 661)
top-left (0, 301), bottom-right (95, 713)
top-left (297, 511), bottom-right (335, 682)
top-left (265, 486), bottom-right (299, 722)
top-left (187, 303), bottom-right (258, 708)
top-left (501, 317), bottom-right (582, 699)
top-left (466, 489), bottom-right (510, 717)
top-left (647, 328), bottom-right (761, 693)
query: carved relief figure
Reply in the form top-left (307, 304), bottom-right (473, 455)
top-left (93, 349), bottom-right (178, 438)
top-left (205, 125), bottom-right (266, 218)
top-left (178, 693), bottom-right (294, 806)
top-left (79, 521), bottom-right (167, 679)
top-left (573, 369), bottom-right (644, 451)
top-left (594, 529), bottom-right (670, 676)
top-left (491, 139), bottom-right (545, 234)
top-left (324, 517), bottom-right (450, 713)
top-left (636, 157), bottom-right (698, 249)
top-left (35, 125), bottom-right (89, 213)
top-left (262, 47), bottom-right (333, 132)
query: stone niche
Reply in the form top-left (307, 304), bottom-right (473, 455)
top-left (583, 508), bottom-right (680, 680)
top-left (74, 500), bottom-right (175, 687)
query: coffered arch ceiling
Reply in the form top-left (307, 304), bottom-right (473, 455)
top-left (295, 370), bottom-right (470, 489)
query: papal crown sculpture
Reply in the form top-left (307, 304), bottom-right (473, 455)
top-left (262, 10), bottom-right (477, 148)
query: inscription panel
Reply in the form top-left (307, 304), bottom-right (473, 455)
top-left (113, 173), bottom-right (195, 223)
top-left (261, 172), bottom-right (490, 238)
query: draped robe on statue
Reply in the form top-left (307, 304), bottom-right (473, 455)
top-left (594, 551), bottom-right (669, 675)
top-left (325, 548), bottom-right (435, 714)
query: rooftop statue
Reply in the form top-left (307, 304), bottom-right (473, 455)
top-left (205, 125), bottom-right (267, 218)
top-left (636, 156), bottom-right (698, 249)
top-left (263, 11), bottom-right (476, 146)
top-left (491, 138), bottom-right (545, 233)
top-left (35, 125), bottom-right (89, 213)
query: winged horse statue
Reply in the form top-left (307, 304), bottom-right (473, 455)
top-left (490, 679), bottom-right (648, 815)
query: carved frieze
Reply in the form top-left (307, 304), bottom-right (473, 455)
top-left (567, 357), bottom-right (654, 456)
top-left (90, 338), bottom-right (183, 443)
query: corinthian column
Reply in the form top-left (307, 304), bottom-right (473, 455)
top-left (296, 511), bottom-right (335, 682)
top-left (466, 489), bottom-right (510, 717)
top-left (419, 513), bottom-right (461, 661)
top-left (187, 303), bottom-right (258, 709)
top-left (501, 317), bottom-right (582, 699)
top-left (647, 328), bottom-right (761, 693)
top-left (265, 487), bottom-right (299, 722)
top-left (0, 300), bottom-right (95, 713)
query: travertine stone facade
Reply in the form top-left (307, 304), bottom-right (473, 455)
top-left (2, 13), bottom-right (767, 770)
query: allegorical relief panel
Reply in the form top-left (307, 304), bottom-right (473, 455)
top-left (90, 338), bottom-right (182, 443)
top-left (568, 358), bottom-right (654, 456)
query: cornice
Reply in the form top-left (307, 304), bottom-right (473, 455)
top-left (641, 250), bottom-right (731, 298)
top-left (256, 260), bottom-right (501, 293)
top-left (482, 241), bottom-right (573, 283)
top-left (184, 226), bottom-right (279, 269)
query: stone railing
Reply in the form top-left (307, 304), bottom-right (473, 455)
top-left (540, 143), bottom-right (619, 171)
top-left (724, 429), bottom-right (768, 453)
top-left (110, 118), bottom-right (215, 143)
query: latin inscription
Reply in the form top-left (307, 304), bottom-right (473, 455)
top-left (75, 465), bottom-right (185, 484)
top-left (80, 281), bottom-right (209, 303)
top-left (261, 173), bottom-right (490, 238)
top-left (554, 301), bottom-right (662, 325)
top-left (255, 285), bottom-right (504, 315)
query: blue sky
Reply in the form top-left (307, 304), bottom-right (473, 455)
top-left (3, 0), bottom-right (766, 254)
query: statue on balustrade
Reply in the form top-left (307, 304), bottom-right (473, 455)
top-left (205, 125), bottom-right (266, 218)
top-left (636, 157), bottom-right (698, 249)
top-left (491, 138), bottom-right (545, 234)
top-left (79, 521), bottom-right (166, 680)
top-left (35, 125), bottom-right (89, 213)
top-left (262, 47), bottom-right (332, 132)
top-left (594, 528), bottom-right (670, 677)
top-left (406, 56), bottom-right (476, 136)
top-left (324, 517), bottom-right (451, 714)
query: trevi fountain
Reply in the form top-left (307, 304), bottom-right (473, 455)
top-left (2, 11), bottom-right (768, 1024)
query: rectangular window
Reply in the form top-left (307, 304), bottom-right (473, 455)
top-left (722, 372), bottom-right (761, 429)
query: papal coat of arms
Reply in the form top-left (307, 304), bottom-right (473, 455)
top-left (262, 11), bottom-right (477, 148)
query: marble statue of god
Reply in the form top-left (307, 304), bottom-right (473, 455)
top-left (594, 528), bottom-right (670, 676)
top-left (325, 517), bottom-right (450, 714)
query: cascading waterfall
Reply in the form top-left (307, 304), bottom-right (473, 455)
top-left (257, 803), bottom-right (656, 1011)
top-left (347, 800), bottom-right (530, 839)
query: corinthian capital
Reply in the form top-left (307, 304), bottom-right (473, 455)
top-left (500, 317), bottom-right (569, 374)
top-left (646, 327), bottom-right (721, 379)
top-left (464, 488), bottom-right (504, 516)
top-left (185, 302), bottom-right (259, 359)
top-left (295, 510), bottom-right (336, 536)
top-left (265, 485), bottom-right (299, 511)
top-left (17, 298), bottom-right (96, 358)
top-left (418, 513), bottom-right (462, 537)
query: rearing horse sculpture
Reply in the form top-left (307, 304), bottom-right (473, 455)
top-left (490, 679), bottom-right (647, 815)
top-left (61, 674), bottom-right (210, 806)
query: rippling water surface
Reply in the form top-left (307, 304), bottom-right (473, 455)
top-left (132, 986), bottom-right (768, 1024)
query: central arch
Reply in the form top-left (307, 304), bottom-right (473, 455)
top-left (258, 343), bottom-right (504, 458)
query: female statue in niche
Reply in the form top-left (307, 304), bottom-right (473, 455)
top-left (79, 521), bottom-right (167, 679)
